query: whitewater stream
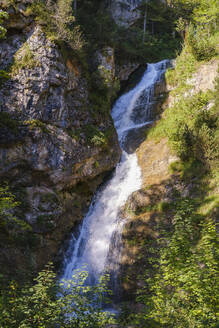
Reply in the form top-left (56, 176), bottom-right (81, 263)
top-left (61, 60), bottom-right (168, 292)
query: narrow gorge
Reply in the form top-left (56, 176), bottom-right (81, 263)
top-left (61, 61), bottom-right (168, 294)
top-left (0, 0), bottom-right (218, 327)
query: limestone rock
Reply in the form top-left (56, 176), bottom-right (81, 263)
top-left (94, 47), bottom-right (115, 87)
top-left (116, 62), bottom-right (140, 82)
top-left (106, 0), bottom-right (141, 27)
top-left (188, 59), bottom-right (218, 94)
top-left (0, 19), bottom-right (121, 277)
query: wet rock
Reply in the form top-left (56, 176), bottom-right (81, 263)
top-left (116, 63), bottom-right (140, 82)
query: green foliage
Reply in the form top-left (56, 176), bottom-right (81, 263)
top-left (0, 112), bottom-right (19, 133)
top-left (11, 43), bottom-right (39, 75)
top-left (0, 69), bottom-right (10, 87)
top-left (0, 9), bottom-right (8, 39)
top-left (0, 185), bottom-right (31, 231)
top-left (133, 197), bottom-right (218, 328)
top-left (158, 90), bottom-right (218, 166)
top-left (188, 24), bottom-right (219, 61)
top-left (0, 264), bottom-right (115, 327)
top-left (29, 0), bottom-right (84, 51)
top-left (84, 125), bottom-right (108, 147)
top-left (149, 43), bottom-right (219, 173)
top-left (0, 185), bottom-right (18, 222)
top-left (76, 0), bottom-right (181, 64)
top-left (74, 0), bottom-right (217, 65)
top-left (168, 159), bottom-right (205, 181)
top-left (165, 45), bottom-right (197, 87)
top-left (24, 119), bottom-right (50, 133)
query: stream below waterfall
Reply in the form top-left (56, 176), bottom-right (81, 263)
top-left (61, 60), bottom-right (169, 301)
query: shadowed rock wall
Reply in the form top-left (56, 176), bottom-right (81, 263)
top-left (0, 1), bottom-right (121, 279)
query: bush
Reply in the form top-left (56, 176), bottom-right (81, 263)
top-left (11, 43), bottom-right (39, 75)
top-left (129, 197), bottom-right (218, 328)
top-left (0, 264), bottom-right (115, 328)
top-left (0, 185), bottom-right (31, 233)
top-left (149, 43), bottom-right (218, 172)
top-left (188, 25), bottom-right (218, 61)
top-left (0, 69), bottom-right (10, 87)
top-left (30, 0), bottom-right (84, 51)
top-left (84, 124), bottom-right (108, 147)
top-left (0, 9), bottom-right (8, 39)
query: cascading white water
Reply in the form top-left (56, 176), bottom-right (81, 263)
top-left (61, 60), bottom-right (168, 286)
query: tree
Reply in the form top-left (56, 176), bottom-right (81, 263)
top-left (0, 264), bottom-right (115, 327)
top-left (30, 0), bottom-right (84, 51)
top-left (140, 0), bottom-right (149, 43)
top-left (0, 185), bottom-right (18, 226)
top-left (193, 0), bottom-right (219, 36)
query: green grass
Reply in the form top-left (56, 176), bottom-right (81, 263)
top-left (24, 119), bottom-right (50, 133)
top-left (148, 44), bottom-right (218, 175)
top-left (11, 43), bottom-right (39, 76)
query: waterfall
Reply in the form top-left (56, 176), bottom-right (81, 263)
top-left (61, 60), bottom-right (168, 289)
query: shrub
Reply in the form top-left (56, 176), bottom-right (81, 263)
top-left (30, 0), bottom-right (84, 51)
top-left (24, 119), bottom-right (50, 133)
top-left (0, 69), bottom-right (10, 87)
top-left (0, 9), bottom-right (8, 39)
top-left (0, 185), bottom-right (31, 234)
top-left (131, 197), bottom-right (218, 328)
top-left (188, 24), bottom-right (218, 61)
top-left (84, 124), bottom-right (108, 147)
top-left (11, 43), bottom-right (39, 75)
top-left (0, 112), bottom-right (19, 133)
top-left (0, 264), bottom-right (115, 327)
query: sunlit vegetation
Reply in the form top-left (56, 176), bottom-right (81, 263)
top-left (119, 1), bottom-right (219, 327)
top-left (11, 43), bottom-right (40, 75)
top-left (125, 196), bottom-right (218, 328)
top-left (28, 0), bottom-right (84, 51)
top-left (0, 9), bottom-right (8, 39)
top-left (0, 0), bottom-right (218, 327)
top-left (0, 264), bottom-right (115, 327)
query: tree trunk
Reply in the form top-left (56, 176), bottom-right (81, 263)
top-left (74, 0), bottom-right (77, 13)
top-left (143, 7), bottom-right (147, 43)
top-left (152, 21), bottom-right (154, 35)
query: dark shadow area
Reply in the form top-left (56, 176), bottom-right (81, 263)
top-left (111, 170), bottom-right (217, 304)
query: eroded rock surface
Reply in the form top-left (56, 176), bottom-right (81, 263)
top-left (106, 0), bottom-right (141, 27)
top-left (0, 5), bottom-right (121, 278)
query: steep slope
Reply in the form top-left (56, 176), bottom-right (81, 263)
top-left (0, 1), bottom-right (121, 279)
top-left (119, 47), bottom-right (218, 327)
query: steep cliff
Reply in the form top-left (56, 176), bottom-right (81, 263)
top-left (106, 0), bottom-right (141, 27)
top-left (0, 1), bottom-right (121, 279)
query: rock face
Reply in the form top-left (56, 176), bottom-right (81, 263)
top-left (0, 4), bottom-right (121, 278)
top-left (106, 0), bottom-right (141, 27)
top-left (187, 59), bottom-right (218, 94)
top-left (94, 47), bottom-right (115, 86)
top-left (116, 62), bottom-right (140, 83)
